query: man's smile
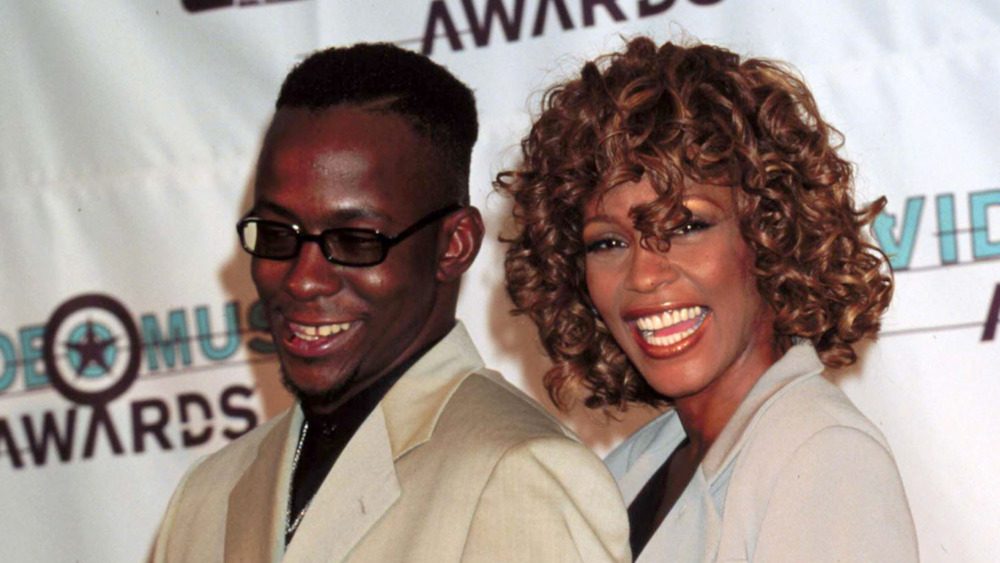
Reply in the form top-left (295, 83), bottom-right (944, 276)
top-left (288, 320), bottom-right (354, 341)
top-left (280, 318), bottom-right (361, 358)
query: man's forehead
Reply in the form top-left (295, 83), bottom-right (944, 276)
top-left (256, 106), bottom-right (450, 218)
top-left (263, 108), bottom-right (429, 171)
top-left (267, 105), bottom-right (414, 141)
top-left (310, 149), bottom-right (367, 177)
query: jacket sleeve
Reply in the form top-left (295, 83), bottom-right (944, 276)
top-left (461, 436), bottom-right (631, 563)
top-left (753, 425), bottom-right (919, 562)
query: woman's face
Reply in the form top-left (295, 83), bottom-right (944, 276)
top-left (582, 178), bottom-right (776, 408)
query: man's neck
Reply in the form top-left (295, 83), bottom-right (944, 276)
top-left (301, 327), bottom-right (452, 417)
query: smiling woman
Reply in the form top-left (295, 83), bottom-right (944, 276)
top-left (582, 179), bottom-right (775, 409)
top-left (497, 37), bottom-right (919, 561)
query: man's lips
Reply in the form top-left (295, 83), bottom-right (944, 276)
top-left (279, 319), bottom-right (360, 358)
top-left (626, 305), bottom-right (710, 357)
top-left (288, 320), bottom-right (352, 341)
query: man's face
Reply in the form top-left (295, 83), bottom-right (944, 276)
top-left (250, 106), bottom-right (452, 412)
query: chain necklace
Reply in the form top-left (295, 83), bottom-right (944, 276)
top-left (286, 420), bottom-right (311, 538)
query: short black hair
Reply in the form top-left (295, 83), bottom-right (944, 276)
top-left (277, 43), bottom-right (478, 203)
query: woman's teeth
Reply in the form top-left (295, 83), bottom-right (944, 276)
top-left (634, 306), bottom-right (708, 347)
top-left (635, 306), bottom-right (705, 331)
top-left (644, 327), bottom-right (698, 347)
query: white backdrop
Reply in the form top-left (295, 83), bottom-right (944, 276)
top-left (1, 1), bottom-right (998, 561)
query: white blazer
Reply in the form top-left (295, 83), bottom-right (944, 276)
top-left (605, 342), bottom-right (918, 562)
top-left (151, 323), bottom-right (630, 562)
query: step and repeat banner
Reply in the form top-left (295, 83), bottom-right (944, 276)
top-left (1, 1), bottom-right (997, 561)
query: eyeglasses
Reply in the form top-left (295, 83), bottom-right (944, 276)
top-left (236, 204), bottom-right (462, 267)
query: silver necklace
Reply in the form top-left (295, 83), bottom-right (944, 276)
top-left (286, 420), bottom-right (311, 538)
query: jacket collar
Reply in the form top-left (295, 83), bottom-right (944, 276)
top-left (701, 341), bottom-right (824, 478)
top-left (380, 321), bottom-right (486, 460)
top-left (609, 342), bottom-right (824, 497)
top-left (225, 408), bottom-right (300, 563)
top-left (224, 322), bottom-right (484, 562)
top-left (615, 342), bottom-right (825, 563)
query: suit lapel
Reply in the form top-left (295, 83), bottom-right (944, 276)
top-left (380, 322), bottom-right (484, 459)
top-left (282, 406), bottom-right (400, 562)
top-left (277, 323), bottom-right (485, 562)
top-left (225, 408), bottom-right (301, 563)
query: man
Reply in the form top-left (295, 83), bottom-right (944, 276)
top-left (151, 43), bottom-right (629, 562)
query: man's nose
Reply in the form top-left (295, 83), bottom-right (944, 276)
top-left (283, 240), bottom-right (344, 300)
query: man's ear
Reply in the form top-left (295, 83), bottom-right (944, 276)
top-left (436, 206), bottom-right (484, 283)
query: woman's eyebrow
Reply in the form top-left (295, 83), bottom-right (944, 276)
top-left (681, 194), bottom-right (726, 213)
top-left (582, 213), bottom-right (617, 226)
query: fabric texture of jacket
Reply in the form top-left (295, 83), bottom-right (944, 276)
top-left (152, 323), bottom-right (631, 562)
top-left (605, 342), bottom-right (918, 562)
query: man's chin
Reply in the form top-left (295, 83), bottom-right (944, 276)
top-left (280, 369), bottom-right (352, 414)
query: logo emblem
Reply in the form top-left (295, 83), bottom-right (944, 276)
top-left (42, 294), bottom-right (142, 405)
top-left (182, 0), bottom-right (306, 14)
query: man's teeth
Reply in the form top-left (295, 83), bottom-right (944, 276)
top-left (635, 306), bottom-right (705, 331)
top-left (292, 322), bottom-right (351, 341)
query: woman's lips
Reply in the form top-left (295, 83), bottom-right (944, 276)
top-left (628, 306), bottom-right (710, 359)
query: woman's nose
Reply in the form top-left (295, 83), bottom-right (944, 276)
top-left (625, 244), bottom-right (679, 292)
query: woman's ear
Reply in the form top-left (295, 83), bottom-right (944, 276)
top-left (436, 206), bottom-right (485, 283)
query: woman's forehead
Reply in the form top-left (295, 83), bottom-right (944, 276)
top-left (584, 176), bottom-right (734, 213)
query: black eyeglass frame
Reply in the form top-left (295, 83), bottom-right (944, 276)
top-left (236, 204), bottom-right (463, 267)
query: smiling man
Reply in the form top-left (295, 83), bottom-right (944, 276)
top-left (150, 43), bottom-right (629, 563)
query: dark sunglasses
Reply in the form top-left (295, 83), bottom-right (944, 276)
top-left (236, 204), bottom-right (462, 267)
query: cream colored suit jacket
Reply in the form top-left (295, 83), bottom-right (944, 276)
top-left (151, 324), bottom-right (630, 562)
top-left (606, 342), bottom-right (918, 562)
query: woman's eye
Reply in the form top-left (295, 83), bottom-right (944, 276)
top-left (673, 219), bottom-right (712, 237)
top-left (585, 237), bottom-right (628, 253)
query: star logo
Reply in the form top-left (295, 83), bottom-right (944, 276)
top-left (43, 294), bottom-right (141, 405)
top-left (65, 320), bottom-right (119, 377)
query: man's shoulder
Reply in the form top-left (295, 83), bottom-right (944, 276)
top-left (437, 367), bottom-right (572, 442)
top-left (360, 367), bottom-right (630, 563)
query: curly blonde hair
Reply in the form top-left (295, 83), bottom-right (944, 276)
top-left (496, 37), bottom-right (893, 410)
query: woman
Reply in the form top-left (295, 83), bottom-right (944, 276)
top-left (497, 38), bottom-right (918, 561)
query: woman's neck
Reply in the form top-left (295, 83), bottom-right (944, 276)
top-left (672, 346), bottom-right (776, 455)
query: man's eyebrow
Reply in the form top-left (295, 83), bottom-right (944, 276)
top-left (250, 200), bottom-right (296, 222)
top-left (250, 200), bottom-right (391, 225)
top-left (327, 207), bottom-right (390, 223)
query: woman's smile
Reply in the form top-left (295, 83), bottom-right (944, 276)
top-left (626, 305), bottom-right (711, 357)
top-left (582, 178), bottom-right (776, 408)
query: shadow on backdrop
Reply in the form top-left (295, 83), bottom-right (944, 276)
top-left (217, 146), bottom-right (294, 423)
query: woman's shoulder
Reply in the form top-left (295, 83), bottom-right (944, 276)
top-left (726, 371), bottom-right (897, 491)
top-left (753, 372), bottom-right (892, 451)
top-left (717, 374), bottom-right (917, 560)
